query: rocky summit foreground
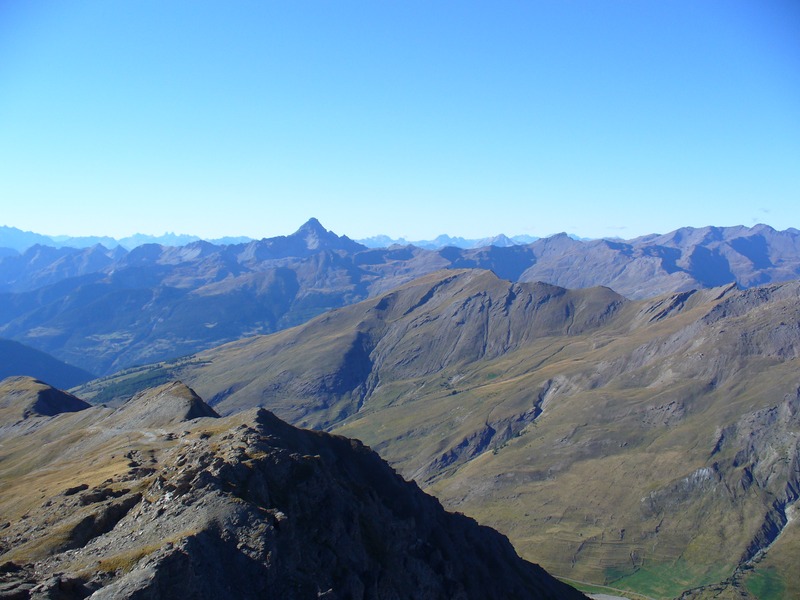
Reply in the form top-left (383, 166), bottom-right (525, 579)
top-left (0, 378), bottom-right (584, 599)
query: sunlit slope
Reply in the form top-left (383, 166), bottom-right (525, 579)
top-left (167, 269), bottom-right (627, 425)
top-left (78, 269), bottom-right (800, 597)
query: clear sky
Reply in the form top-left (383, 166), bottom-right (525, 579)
top-left (1, 1), bottom-right (798, 241)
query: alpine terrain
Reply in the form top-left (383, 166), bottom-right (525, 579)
top-left (1, 221), bottom-right (799, 376)
top-left (0, 376), bottom-right (584, 599)
top-left (77, 268), bottom-right (800, 598)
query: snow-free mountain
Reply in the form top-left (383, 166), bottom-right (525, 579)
top-left (1, 219), bottom-right (799, 376)
top-left (1, 223), bottom-right (544, 253)
top-left (80, 268), bottom-right (800, 598)
top-left (3, 218), bottom-right (800, 598)
top-left (0, 376), bottom-right (584, 599)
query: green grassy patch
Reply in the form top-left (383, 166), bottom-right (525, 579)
top-left (607, 560), bottom-right (730, 599)
top-left (559, 577), bottom-right (652, 599)
top-left (744, 567), bottom-right (786, 600)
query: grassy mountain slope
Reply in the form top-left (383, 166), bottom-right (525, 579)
top-left (0, 375), bottom-right (91, 425)
top-left (78, 269), bottom-right (800, 598)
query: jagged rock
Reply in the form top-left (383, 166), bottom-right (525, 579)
top-left (0, 383), bottom-right (584, 600)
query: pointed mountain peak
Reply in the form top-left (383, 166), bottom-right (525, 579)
top-left (296, 217), bottom-right (326, 234)
top-left (476, 233), bottom-right (517, 248)
top-left (285, 218), bottom-right (365, 253)
top-left (291, 218), bottom-right (336, 251)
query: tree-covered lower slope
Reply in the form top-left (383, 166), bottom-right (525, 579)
top-left (79, 269), bottom-right (800, 598)
top-left (0, 377), bottom-right (582, 599)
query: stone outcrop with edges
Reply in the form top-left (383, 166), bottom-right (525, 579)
top-left (0, 380), bottom-right (584, 600)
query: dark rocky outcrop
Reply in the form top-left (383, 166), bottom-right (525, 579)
top-left (0, 383), bottom-right (584, 600)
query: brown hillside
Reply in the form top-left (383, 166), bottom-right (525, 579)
top-left (82, 269), bottom-right (800, 598)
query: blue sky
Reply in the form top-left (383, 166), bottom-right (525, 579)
top-left (1, 1), bottom-right (798, 240)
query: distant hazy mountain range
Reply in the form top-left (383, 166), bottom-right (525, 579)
top-left (0, 224), bottom-right (544, 253)
top-left (1, 218), bottom-right (799, 376)
top-left (0, 225), bottom-right (252, 252)
top-left (357, 232), bottom-right (541, 249)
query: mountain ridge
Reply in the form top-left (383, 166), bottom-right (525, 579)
top-left (10, 220), bottom-right (791, 254)
top-left (77, 269), bottom-right (800, 597)
top-left (0, 339), bottom-right (95, 389)
top-left (0, 225), bottom-right (253, 252)
top-left (1, 222), bottom-right (545, 253)
top-left (0, 375), bottom-right (91, 424)
top-left (2, 220), bottom-right (800, 376)
top-left (0, 376), bottom-right (584, 599)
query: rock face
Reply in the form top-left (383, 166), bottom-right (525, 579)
top-left (0, 382), bottom-right (583, 600)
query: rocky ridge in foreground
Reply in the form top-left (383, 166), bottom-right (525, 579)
top-left (0, 378), bottom-right (583, 600)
